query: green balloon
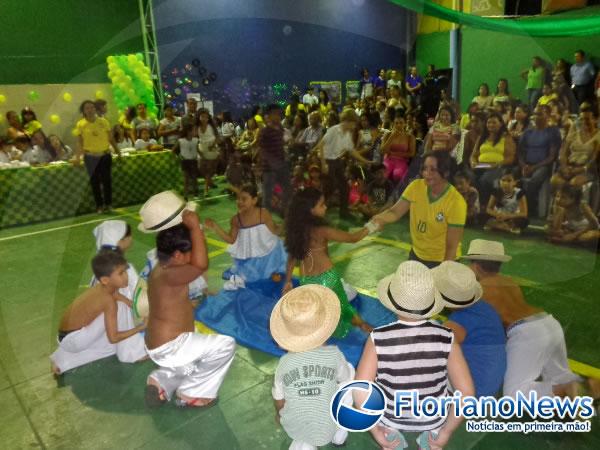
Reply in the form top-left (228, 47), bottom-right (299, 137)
top-left (28, 90), bottom-right (40, 101)
top-left (136, 53), bottom-right (144, 61)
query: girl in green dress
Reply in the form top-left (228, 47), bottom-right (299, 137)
top-left (283, 188), bottom-right (372, 337)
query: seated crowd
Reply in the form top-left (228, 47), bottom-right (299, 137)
top-left (2, 51), bottom-right (600, 247)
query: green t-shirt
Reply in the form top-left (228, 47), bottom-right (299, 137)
top-left (272, 346), bottom-right (354, 446)
top-left (527, 67), bottom-right (544, 90)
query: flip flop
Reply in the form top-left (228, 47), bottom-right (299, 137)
top-left (175, 397), bottom-right (218, 409)
top-left (145, 384), bottom-right (167, 409)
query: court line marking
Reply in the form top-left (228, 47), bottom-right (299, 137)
top-left (0, 193), bottom-right (232, 242)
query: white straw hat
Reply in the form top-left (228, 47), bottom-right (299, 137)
top-left (461, 239), bottom-right (512, 262)
top-left (431, 261), bottom-right (482, 309)
top-left (270, 285), bottom-right (341, 353)
top-left (377, 261), bottom-right (444, 320)
top-left (138, 191), bottom-right (197, 233)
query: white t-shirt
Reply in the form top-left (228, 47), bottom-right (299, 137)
top-left (198, 126), bottom-right (218, 160)
top-left (322, 124), bottom-right (354, 160)
top-left (135, 138), bottom-right (157, 150)
top-left (0, 151), bottom-right (10, 163)
top-left (22, 146), bottom-right (52, 164)
top-left (178, 137), bottom-right (199, 160)
top-left (302, 93), bottom-right (319, 106)
top-left (116, 138), bottom-right (134, 150)
top-left (220, 122), bottom-right (235, 138)
top-left (159, 117), bottom-right (181, 146)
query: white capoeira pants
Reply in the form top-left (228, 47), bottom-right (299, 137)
top-left (50, 302), bottom-right (146, 373)
top-left (503, 314), bottom-right (581, 398)
top-left (146, 332), bottom-right (236, 400)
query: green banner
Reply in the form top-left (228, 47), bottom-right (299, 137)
top-left (0, 151), bottom-right (183, 228)
top-left (389, 0), bottom-right (600, 37)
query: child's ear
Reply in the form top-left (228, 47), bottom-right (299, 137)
top-left (99, 275), bottom-right (111, 286)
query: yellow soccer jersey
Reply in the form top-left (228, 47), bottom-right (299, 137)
top-left (75, 117), bottom-right (111, 153)
top-left (401, 179), bottom-right (466, 262)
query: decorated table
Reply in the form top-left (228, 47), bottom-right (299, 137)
top-left (0, 150), bottom-right (183, 228)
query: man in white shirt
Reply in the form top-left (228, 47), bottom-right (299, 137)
top-left (302, 87), bottom-right (319, 106)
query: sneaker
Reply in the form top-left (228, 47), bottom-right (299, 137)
top-left (510, 227), bottom-right (521, 235)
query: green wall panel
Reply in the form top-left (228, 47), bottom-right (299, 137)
top-left (415, 31), bottom-right (450, 76)
top-left (0, 0), bottom-right (143, 84)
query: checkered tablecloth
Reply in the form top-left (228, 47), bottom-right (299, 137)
top-left (0, 151), bottom-right (183, 228)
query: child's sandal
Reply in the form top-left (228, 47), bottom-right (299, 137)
top-left (175, 397), bottom-right (218, 409)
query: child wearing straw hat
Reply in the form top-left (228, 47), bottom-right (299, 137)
top-left (355, 261), bottom-right (474, 450)
top-left (139, 192), bottom-right (236, 408)
top-left (270, 285), bottom-right (354, 450)
top-left (432, 261), bottom-right (506, 398)
top-left (462, 239), bottom-right (582, 400)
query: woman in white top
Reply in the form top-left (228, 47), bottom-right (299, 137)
top-left (112, 124), bottom-right (134, 151)
top-left (157, 104), bottom-right (181, 149)
top-left (219, 110), bottom-right (236, 169)
top-left (48, 134), bottom-right (74, 161)
top-left (197, 108), bottom-right (220, 196)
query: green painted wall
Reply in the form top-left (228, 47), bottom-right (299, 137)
top-left (459, 27), bottom-right (600, 111)
top-left (1, 0), bottom-right (143, 84)
top-left (415, 31), bottom-right (450, 76)
top-left (416, 28), bottom-right (600, 111)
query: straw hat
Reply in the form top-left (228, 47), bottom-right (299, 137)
top-left (138, 191), bottom-right (197, 233)
top-left (461, 239), bottom-right (512, 262)
top-left (377, 261), bottom-right (444, 320)
top-left (270, 285), bottom-right (341, 353)
top-left (431, 261), bottom-right (482, 309)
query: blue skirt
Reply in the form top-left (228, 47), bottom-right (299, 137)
top-left (224, 239), bottom-right (287, 283)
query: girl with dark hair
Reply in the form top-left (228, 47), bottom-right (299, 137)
top-left (425, 105), bottom-right (460, 154)
top-left (120, 106), bottom-right (137, 143)
top-left (548, 184), bottom-right (600, 245)
top-left (197, 108), bottom-right (220, 196)
top-left (380, 114), bottom-right (415, 182)
top-left (507, 104), bottom-right (530, 143)
top-left (21, 107), bottom-right (42, 137)
top-left (22, 129), bottom-right (53, 164)
top-left (472, 83), bottom-right (493, 110)
top-left (372, 152), bottom-right (466, 268)
top-left (6, 110), bottom-right (26, 141)
top-left (471, 112), bottom-right (516, 206)
top-left (48, 134), bottom-right (74, 161)
top-left (283, 187), bottom-right (372, 336)
top-left (359, 68), bottom-right (374, 99)
top-left (205, 183), bottom-right (286, 286)
top-left (74, 99), bottom-right (119, 213)
top-left (493, 78), bottom-right (512, 106)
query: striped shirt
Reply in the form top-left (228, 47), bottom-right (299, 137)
top-left (258, 125), bottom-right (285, 171)
top-left (372, 319), bottom-right (453, 432)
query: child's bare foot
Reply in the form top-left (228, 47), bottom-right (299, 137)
top-left (145, 378), bottom-right (167, 408)
top-left (553, 380), bottom-right (582, 399)
top-left (176, 393), bottom-right (217, 408)
top-left (51, 363), bottom-right (61, 376)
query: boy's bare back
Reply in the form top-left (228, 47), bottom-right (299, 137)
top-left (144, 210), bottom-right (207, 350)
top-left (59, 285), bottom-right (113, 332)
top-left (145, 267), bottom-right (195, 349)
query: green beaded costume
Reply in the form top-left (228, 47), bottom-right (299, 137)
top-left (299, 268), bottom-right (356, 339)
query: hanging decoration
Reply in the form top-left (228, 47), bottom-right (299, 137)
top-left (106, 53), bottom-right (158, 117)
top-left (388, 0), bottom-right (600, 37)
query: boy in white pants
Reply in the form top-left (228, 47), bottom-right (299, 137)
top-left (139, 191), bottom-right (235, 408)
top-left (463, 239), bottom-right (581, 398)
top-left (50, 249), bottom-right (147, 375)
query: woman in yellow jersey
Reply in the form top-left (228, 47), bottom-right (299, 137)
top-left (470, 112), bottom-right (516, 206)
top-left (372, 152), bottom-right (466, 268)
top-left (73, 100), bottom-right (119, 213)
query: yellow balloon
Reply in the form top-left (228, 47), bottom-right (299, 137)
top-left (63, 92), bottom-right (72, 102)
top-left (50, 114), bottom-right (61, 124)
top-left (0, 94), bottom-right (6, 104)
top-left (95, 90), bottom-right (104, 99)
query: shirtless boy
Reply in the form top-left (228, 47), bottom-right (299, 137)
top-left (144, 210), bottom-right (236, 408)
top-left (50, 249), bottom-right (147, 375)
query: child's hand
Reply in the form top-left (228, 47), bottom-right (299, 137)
top-left (204, 218), bottom-right (217, 230)
top-left (182, 210), bottom-right (200, 229)
top-left (282, 281), bottom-right (293, 295)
